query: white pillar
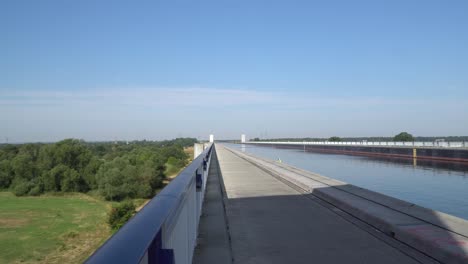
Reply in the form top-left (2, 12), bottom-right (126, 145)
top-left (209, 134), bottom-right (214, 143)
top-left (193, 143), bottom-right (204, 158)
top-left (241, 134), bottom-right (246, 143)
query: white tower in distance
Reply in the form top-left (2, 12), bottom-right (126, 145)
top-left (209, 134), bottom-right (214, 143)
top-left (241, 134), bottom-right (246, 143)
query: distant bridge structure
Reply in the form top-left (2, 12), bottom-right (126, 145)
top-left (247, 140), bottom-right (468, 163)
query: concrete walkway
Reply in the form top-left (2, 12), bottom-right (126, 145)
top-left (193, 147), bottom-right (232, 264)
top-left (195, 144), bottom-right (429, 264)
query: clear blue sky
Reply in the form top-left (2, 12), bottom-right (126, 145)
top-left (1, 0), bottom-right (467, 142)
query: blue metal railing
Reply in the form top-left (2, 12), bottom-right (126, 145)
top-left (86, 144), bottom-right (213, 264)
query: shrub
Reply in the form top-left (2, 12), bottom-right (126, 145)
top-left (28, 185), bottom-right (43, 196)
top-left (136, 185), bottom-right (153, 198)
top-left (108, 200), bottom-right (136, 230)
top-left (13, 181), bottom-right (34, 196)
top-left (165, 156), bottom-right (185, 176)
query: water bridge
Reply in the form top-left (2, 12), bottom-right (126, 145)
top-left (86, 141), bottom-right (468, 264)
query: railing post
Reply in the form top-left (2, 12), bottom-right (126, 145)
top-left (196, 170), bottom-right (202, 191)
top-left (146, 231), bottom-right (175, 264)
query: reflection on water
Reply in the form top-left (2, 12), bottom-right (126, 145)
top-left (224, 143), bottom-right (468, 220)
top-left (344, 154), bottom-right (468, 175)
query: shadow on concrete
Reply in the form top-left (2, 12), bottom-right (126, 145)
top-left (222, 187), bottom-right (468, 264)
top-left (308, 184), bottom-right (468, 264)
top-left (224, 193), bottom-right (415, 264)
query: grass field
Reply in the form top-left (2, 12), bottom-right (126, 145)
top-left (0, 192), bottom-right (112, 264)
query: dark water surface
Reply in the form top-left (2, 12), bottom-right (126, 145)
top-left (223, 143), bottom-right (468, 220)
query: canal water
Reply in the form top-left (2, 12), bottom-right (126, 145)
top-left (222, 143), bottom-right (468, 220)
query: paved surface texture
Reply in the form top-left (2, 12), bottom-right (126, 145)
top-left (211, 144), bottom-right (428, 264)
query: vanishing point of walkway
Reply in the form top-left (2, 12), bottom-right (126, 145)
top-left (194, 144), bottom-right (430, 264)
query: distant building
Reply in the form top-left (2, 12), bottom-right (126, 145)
top-left (241, 134), bottom-right (246, 143)
top-left (209, 134), bottom-right (214, 143)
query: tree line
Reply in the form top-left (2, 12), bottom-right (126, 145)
top-left (327, 132), bottom-right (415, 142)
top-left (0, 138), bottom-right (197, 201)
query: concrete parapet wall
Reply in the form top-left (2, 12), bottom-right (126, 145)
top-left (226, 146), bottom-right (468, 264)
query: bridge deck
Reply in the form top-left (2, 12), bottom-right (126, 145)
top-left (194, 144), bottom-right (427, 264)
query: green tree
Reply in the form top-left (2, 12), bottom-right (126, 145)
top-left (82, 157), bottom-right (102, 189)
top-left (11, 153), bottom-right (36, 181)
top-left (165, 156), bottom-right (185, 175)
top-left (140, 160), bottom-right (166, 193)
top-left (393, 132), bottom-right (414, 142)
top-left (0, 138), bottom-right (195, 197)
top-left (0, 160), bottom-right (13, 188)
top-left (36, 144), bottom-right (56, 172)
top-left (52, 139), bottom-right (93, 172)
top-left (108, 200), bottom-right (136, 230)
top-left (61, 168), bottom-right (88, 192)
top-left (328, 136), bottom-right (342, 142)
top-left (0, 145), bottom-right (19, 160)
top-left (43, 164), bottom-right (69, 192)
top-left (96, 157), bottom-right (139, 201)
top-left (160, 145), bottom-right (187, 162)
top-left (167, 138), bottom-right (198, 148)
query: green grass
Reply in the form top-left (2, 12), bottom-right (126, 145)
top-left (0, 192), bottom-right (112, 264)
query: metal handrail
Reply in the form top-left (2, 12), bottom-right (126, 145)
top-left (86, 144), bottom-right (213, 264)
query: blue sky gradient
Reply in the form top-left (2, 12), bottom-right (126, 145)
top-left (1, 0), bottom-right (467, 142)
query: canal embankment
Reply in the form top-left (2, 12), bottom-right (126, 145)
top-left (224, 145), bottom-right (468, 264)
